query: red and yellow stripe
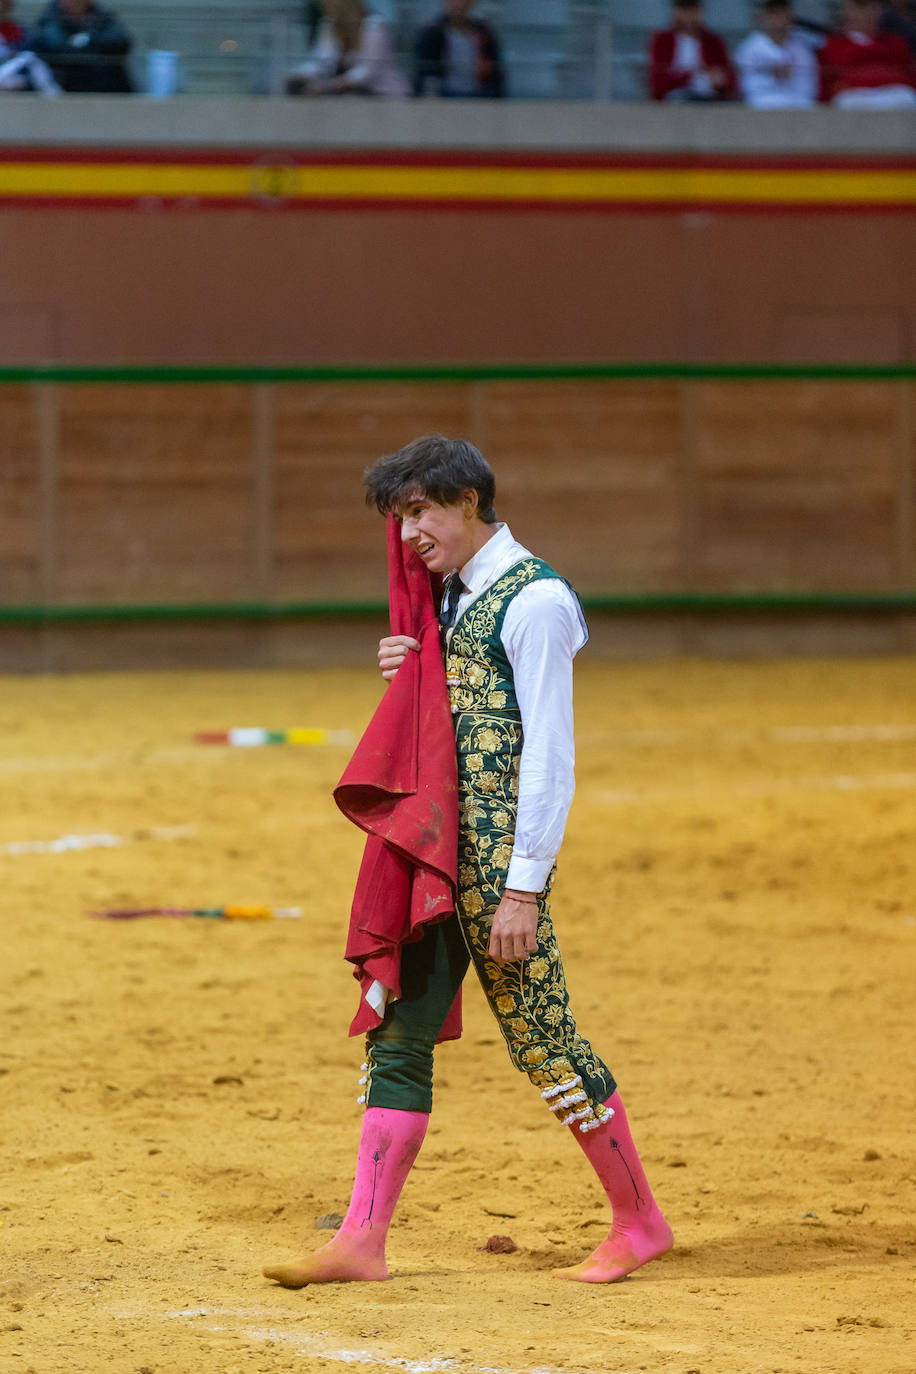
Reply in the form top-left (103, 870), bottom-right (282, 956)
top-left (0, 149), bottom-right (913, 212)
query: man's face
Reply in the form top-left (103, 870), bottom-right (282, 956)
top-left (844, 0), bottom-right (879, 32)
top-left (397, 491), bottom-right (476, 574)
top-left (444, 0), bottom-right (474, 22)
top-left (763, 5), bottom-right (793, 39)
top-left (59, 0), bottom-right (92, 17)
top-left (673, 3), bottom-right (703, 33)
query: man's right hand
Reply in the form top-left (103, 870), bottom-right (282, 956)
top-left (378, 635), bottom-right (420, 681)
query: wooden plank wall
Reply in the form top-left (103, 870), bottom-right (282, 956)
top-left (1, 378), bottom-right (914, 667)
top-left (3, 378), bottom-right (913, 601)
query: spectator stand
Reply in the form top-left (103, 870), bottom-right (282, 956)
top-left (592, 0), bottom-right (835, 101)
top-left (11, 0), bottom-right (307, 94)
top-left (0, 0), bottom-right (864, 98)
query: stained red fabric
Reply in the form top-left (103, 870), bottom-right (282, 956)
top-left (334, 515), bottom-right (461, 1041)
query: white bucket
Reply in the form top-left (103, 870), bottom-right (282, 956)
top-left (146, 49), bottom-right (180, 98)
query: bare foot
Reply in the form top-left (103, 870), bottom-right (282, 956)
top-left (262, 1235), bottom-right (388, 1287)
top-left (552, 1209), bottom-right (673, 1284)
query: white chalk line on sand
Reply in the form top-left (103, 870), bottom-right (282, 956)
top-left (115, 1308), bottom-right (598, 1374)
top-left (593, 771), bottom-right (916, 805)
top-left (0, 825), bottom-right (194, 856)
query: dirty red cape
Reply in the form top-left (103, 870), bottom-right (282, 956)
top-left (334, 516), bottom-right (461, 1041)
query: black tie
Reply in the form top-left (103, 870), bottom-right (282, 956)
top-left (439, 573), bottom-right (464, 648)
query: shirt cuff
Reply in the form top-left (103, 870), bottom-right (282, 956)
top-left (506, 854), bottom-right (554, 893)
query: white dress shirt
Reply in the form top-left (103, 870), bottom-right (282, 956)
top-left (735, 30), bottom-right (817, 108)
top-left (672, 31), bottom-right (714, 96)
top-left (449, 523), bottom-right (588, 893)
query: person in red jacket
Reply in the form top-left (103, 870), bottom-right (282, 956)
top-left (649, 0), bottom-right (738, 101)
top-left (820, 0), bottom-right (916, 105)
top-left (0, 0), bottom-right (24, 45)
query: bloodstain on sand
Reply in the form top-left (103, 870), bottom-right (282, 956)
top-left (0, 658), bottom-right (914, 1374)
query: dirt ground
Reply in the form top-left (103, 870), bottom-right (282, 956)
top-left (1, 655), bottom-right (914, 1374)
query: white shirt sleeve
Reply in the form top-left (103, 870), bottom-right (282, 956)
top-left (342, 16), bottom-right (389, 89)
top-left (500, 579), bottom-right (587, 892)
top-left (296, 21), bottom-right (340, 79)
top-left (736, 34), bottom-right (772, 102)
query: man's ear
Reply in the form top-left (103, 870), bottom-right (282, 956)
top-left (462, 488), bottom-right (479, 519)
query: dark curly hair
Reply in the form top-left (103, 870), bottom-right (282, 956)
top-left (364, 434), bottom-right (497, 523)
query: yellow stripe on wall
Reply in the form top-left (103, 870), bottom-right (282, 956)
top-left (0, 162), bottom-right (245, 198)
top-left (0, 161), bottom-right (913, 206)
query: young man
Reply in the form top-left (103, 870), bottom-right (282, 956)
top-left (736, 1), bottom-right (818, 107)
top-left (263, 435), bottom-right (672, 1287)
top-left (819, 0), bottom-right (916, 105)
top-left (649, 0), bottom-right (738, 101)
top-left (28, 0), bottom-right (132, 92)
top-left (412, 0), bottom-right (504, 98)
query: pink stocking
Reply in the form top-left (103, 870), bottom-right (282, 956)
top-left (553, 1090), bottom-right (673, 1283)
top-left (263, 1107), bottom-right (428, 1287)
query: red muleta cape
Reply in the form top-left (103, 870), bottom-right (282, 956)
top-left (334, 516), bottom-right (461, 1041)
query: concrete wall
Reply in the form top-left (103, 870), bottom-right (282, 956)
top-left (2, 96), bottom-right (914, 150)
top-left (1, 103), bottom-right (913, 368)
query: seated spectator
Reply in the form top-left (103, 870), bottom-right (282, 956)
top-left (819, 0), bottom-right (916, 105)
top-left (286, 0), bottom-right (406, 97)
top-left (413, 0), bottom-right (504, 98)
top-left (28, 0), bottom-right (132, 93)
top-left (736, 0), bottom-right (817, 107)
top-left (881, 0), bottom-right (916, 54)
top-left (0, 0), bottom-right (23, 46)
top-left (649, 0), bottom-right (738, 102)
top-left (0, 0), bottom-right (62, 93)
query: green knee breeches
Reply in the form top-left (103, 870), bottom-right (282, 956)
top-left (363, 893), bottom-right (616, 1127)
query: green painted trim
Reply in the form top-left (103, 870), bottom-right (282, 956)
top-left (0, 601), bottom-right (387, 626)
top-left (582, 591), bottom-right (916, 613)
top-left (3, 591), bottom-right (916, 627)
top-left (0, 362), bottom-right (914, 385)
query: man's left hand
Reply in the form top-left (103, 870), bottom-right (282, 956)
top-left (488, 891), bottom-right (539, 962)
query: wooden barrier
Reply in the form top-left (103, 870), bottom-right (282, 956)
top-left (1, 375), bottom-right (914, 667)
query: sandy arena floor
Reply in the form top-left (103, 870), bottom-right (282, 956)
top-left (0, 655), bottom-right (914, 1374)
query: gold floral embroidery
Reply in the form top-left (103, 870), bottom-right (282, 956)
top-left (461, 797), bottom-right (486, 826)
top-left (446, 556), bottom-right (614, 1125)
top-left (522, 1046), bottom-right (548, 1067)
top-left (475, 727), bottom-right (501, 752)
top-left (461, 889), bottom-right (484, 916)
top-left (491, 843), bottom-right (513, 870)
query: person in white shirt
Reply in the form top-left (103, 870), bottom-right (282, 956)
top-left (264, 435), bottom-right (672, 1291)
top-left (286, 0), bottom-right (406, 97)
top-left (736, 0), bottom-right (818, 107)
